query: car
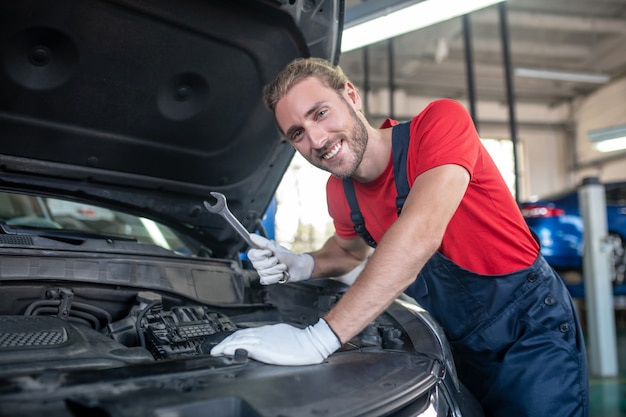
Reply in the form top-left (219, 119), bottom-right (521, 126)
top-left (520, 181), bottom-right (626, 285)
top-left (0, 1), bottom-right (484, 416)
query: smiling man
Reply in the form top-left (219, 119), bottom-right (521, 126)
top-left (211, 57), bottom-right (589, 417)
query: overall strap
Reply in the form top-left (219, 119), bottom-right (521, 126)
top-left (391, 120), bottom-right (412, 214)
top-left (342, 177), bottom-right (378, 248)
top-left (342, 120), bottom-right (413, 248)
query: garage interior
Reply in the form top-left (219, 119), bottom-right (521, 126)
top-left (288, 0), bottom-right (626, 415)
top-left (338, 0), bottom-right (626, 200)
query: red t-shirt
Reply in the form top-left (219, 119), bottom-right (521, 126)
top-left (326, 99), bottom-right (539, 275)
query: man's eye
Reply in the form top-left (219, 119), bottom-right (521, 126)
top-left (317, 109), bottom-right (327, 118)
top-left (291, 130), bottom-right (303, 142)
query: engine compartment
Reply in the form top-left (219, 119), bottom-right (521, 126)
top-left (0, 280), bottom-right (414, 377)
top-left (0, 252), bottom-right (467, 417)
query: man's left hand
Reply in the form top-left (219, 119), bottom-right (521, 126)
top-left (210, 319), bottom-right (340, 366)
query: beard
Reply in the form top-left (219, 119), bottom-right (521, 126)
top-left (313, 107), bottom-right (369, 179)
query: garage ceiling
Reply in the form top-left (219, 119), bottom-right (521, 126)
top-left (338, 0), bottom-right (626, 110)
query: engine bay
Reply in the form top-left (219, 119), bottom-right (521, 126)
top-left (0, 281), bottom-right (414, 377)
top-left (0, 253), bottom-right (460, 417)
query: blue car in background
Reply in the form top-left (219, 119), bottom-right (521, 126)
top-left (520, 181), bottom-right (626, 285)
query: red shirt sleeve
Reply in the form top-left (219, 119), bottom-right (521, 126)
top-left (406, 99), bottom-right (479, 183)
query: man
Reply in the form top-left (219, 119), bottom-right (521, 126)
top-left (211, 57), bottom-right (588, 417)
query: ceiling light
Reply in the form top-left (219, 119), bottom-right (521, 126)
top-left (515, 67), bottom-right (610, 84)
top-left (341, 0), bottom-right (506, 53)
top-left (588, 124), bottom-right (626, 153)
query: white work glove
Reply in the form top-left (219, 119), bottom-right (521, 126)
top-left (248, 234), bottom-right (315, 285)
top-left (210, 318), bottom-right (340, 365)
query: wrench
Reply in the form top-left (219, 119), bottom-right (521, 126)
top-left (203, 192), bottom-right (257, 248)
top-left (203, 192), bottom-right (289, 283)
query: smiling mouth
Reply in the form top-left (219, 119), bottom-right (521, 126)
top-left (322, 142), bottom-right (342, 160)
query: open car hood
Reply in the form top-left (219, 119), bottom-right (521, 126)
top-left (0, 0), bottom-right (343, 256)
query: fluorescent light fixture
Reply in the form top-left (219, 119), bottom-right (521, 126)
top-left (341, 0), bottom-right (506, 52)
top-left (515, 67), bottom-right (610, 84)
top-left (588, 124), bottom-right (626, 153)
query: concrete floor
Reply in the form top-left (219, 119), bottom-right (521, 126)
top-left (586, 309), bottom-right (626, 417)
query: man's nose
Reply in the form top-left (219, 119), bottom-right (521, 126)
top-left (307, 124), bottom-right (328, 148)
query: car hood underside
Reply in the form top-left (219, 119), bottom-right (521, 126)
top-left (0, 0), bottom-right (343, 257)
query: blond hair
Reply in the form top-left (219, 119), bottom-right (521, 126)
top-left (263, 57), bottom-right (350, 112)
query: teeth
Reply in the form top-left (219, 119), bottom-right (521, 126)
top-left (323, 142), bottom-right (341, 160)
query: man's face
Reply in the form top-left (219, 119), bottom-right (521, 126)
top-left (274, 77), bottom-right (368, 179)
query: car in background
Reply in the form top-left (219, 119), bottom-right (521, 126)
top-left (0, 1), bottom-right (483, 416)
top-left (520, 181), bottom-right (626, 285)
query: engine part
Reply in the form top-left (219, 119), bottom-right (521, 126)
top-left (107, 291), bottom-right (238, 360)
top-left (142, 305), bottom-right (236, 359)
top-left (0, 315), bottom-right (152, 376)
top-left (24, 287), bottom-right (112, 330)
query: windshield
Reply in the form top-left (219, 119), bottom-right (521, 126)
top-left (0, 191), bottom-right (195, 255)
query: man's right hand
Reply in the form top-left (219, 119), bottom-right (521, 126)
top-left (248, 234), bottom-right (315, 285)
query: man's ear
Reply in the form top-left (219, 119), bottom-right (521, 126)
top-left (343, 81), bottom-right (362, 111)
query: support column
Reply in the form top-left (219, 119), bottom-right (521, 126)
top-left (497, 2), bottom-right (520, 202)
top-left (580, 177), bottom-right (618, 377)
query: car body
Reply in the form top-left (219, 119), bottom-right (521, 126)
top-left (0, 1), bottom-right (483, 416)
top-left (520, 181), bottom-right (626, 285)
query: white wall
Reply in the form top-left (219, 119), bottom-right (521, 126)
top-left (573, 77), bottom-right (626, 184)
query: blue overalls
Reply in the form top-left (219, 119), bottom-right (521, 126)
top-left (342, 121), bottom-right (589, 417)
